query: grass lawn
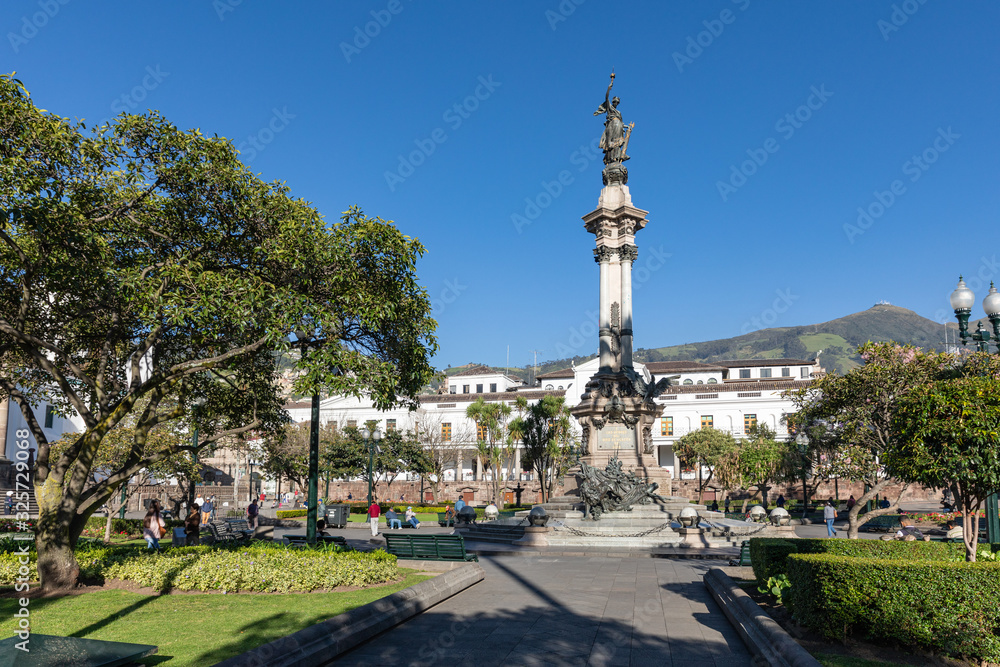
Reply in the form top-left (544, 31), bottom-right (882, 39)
top-left (0, 569), bottom-right (430, 665)
top-left (814, 654), bottom-right (901, 667)
top-left (347, 512), bottom-right (439, 523)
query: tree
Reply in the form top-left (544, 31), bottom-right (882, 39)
top-left (513, 395), bottom-right (577, 503)
top-left (466, 398), bottom-right (513, 508)
top-left (0, 76), bottom-right (436, 589)
top-left (888, 357), bottom-right (1000, 562)
top-left (413, 413), bottom-right (471, 503)
top-left (786, 342), bottom-right (946, 538)
top-left (260, 421), bottom-right (361, 496)
top-left (345, 425), bottom-right (430, 501)
top-left (673, 427), bottom-right (738, 505)
top-left (716, 424), bottom-right (793, 507)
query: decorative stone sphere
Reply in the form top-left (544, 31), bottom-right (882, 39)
top-left (749, 505), bottom-right (767, 522)
top-left (527, 506), bottom-right (549, 527)
top-left (769, 507), bottom-right (790, 526)
top-left (457, 505), bottom-right (477, 525)
top-left (678, 506), bottom-right (699, 527)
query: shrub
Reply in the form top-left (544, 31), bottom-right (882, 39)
top-left (276, 509), bottom-right (308, 519)
top-left (785, 553), bottom-right (1000, 662)
top-left (749, 537), bottom-right (969, 586)
top-left (0, 541), bottom-right (399, 592)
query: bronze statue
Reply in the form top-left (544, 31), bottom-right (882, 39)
top-left (593, 72), bottom-right (633, 166)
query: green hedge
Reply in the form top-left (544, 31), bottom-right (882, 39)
top-left (275, 509), bottom-right (307, 519)
top-left (785, 553), bottom-right (1000, 662)
top-left (0, 541), bottom-right (398, 593)
top-left (749, 537), bottom-right (969, 587)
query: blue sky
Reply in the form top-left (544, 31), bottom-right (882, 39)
top-left (4, 1), bottom-right (999, 370)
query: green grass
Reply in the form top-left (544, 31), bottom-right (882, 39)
top-left (0, 569), bottom-right (430, 665)
top-left (799, 333), bottom-right (849, 353)
top-left (347, 512), bottom-right (439, 523)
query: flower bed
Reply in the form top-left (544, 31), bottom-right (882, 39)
top-left (0, 541), bottom-right (398, 593)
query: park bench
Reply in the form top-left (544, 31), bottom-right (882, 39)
top-left (207, 520), bottom-right (250, 543)
top-left (284, 534), bottom-right (348, 548)
top-left (384, 533), bottom-right (478, 562)
top-left (862, 515), bottom-right (901, 533)
top-left (729, 541), bottom-right (752, 567)
top-left (225, 518), bottom-right (255, 539)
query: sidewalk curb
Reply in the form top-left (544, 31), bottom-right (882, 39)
top-left (704, 568), bottom-right (820, 667)
top-left (216, 562), bottom-right (485, 667)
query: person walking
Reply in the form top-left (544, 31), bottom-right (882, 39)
top-left (823, 500), bottom-right (837, 537)
top-left (846, 495), bottom-right (856, 512)
top-left (368, 500), bottom-right (381, 537)
top-left (143, 500), bottom-right (165, 550)
top-left (200, 495), bottom-right (213, 524)
top-left (184, 502), bottom-right (201, 546)
top-left (455, 496), bottom-right (466, 513)
top-left (246, 498), bottom-right (259, 530)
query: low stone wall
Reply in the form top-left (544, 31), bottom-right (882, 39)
top-left (672, 478), bottom-right (940, 504)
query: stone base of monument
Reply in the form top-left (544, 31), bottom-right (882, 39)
top-left (512, 526), bottom-right (551, 547)
top-left (676, 527), bottom-right (711, 549)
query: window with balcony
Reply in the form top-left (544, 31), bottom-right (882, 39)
top-left (739, 369), bottom-right (750, 379)
top-left (782, 367), bottom-right (790, 377)
top-left (701, 415), bottom-right (713, 429)
top-left (661, 416), bottom-right (673, 436)
top-left (442, 423), bottom-right (452, 441)
top-left (744, 414), bottom-right (757, 431)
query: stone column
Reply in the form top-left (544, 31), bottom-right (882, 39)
top-left (618, 244), bottom-right (637, 370)
top-left (513, 445), bottom-right (521, 479)
top-left (455, 449), bottom-right (463, 482)
top-left (596, 246), bottom-right (615, 372)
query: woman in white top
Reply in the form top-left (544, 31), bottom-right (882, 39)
top-left (143, 500), bottom-right (165, 550)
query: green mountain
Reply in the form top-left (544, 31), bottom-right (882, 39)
top-left (443, 305), bottom-right (965, 382)
top-left (635, 304), bottom-right (955, 374)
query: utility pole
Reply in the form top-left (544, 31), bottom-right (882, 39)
top-left (528, 349), bottom-right (543, 385)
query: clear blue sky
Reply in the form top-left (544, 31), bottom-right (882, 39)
top-left (4, 1), bottom-right (999, 370)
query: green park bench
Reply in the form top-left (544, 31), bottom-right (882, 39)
top-left (437, 512), bottom-right (455, 527)
top-left (729, 541), bottom-right (752, 567)
top-left (384, 533), bottom-right (478, 562)
top-left (207, 520), bottom-right (250, 543)
top-left (863, 515), bottom-right (902, 533)
top-left (284, 534), bottom-right (348, 548)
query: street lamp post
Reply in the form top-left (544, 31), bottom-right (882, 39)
top-left (360, 426), bottom-right (382, 507)
top-left (949, 277), bottom-right (1000, 543)
top-left (795, 431), bottom-right (810, 521)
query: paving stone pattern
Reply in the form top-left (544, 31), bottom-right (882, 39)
top-left (336, 556), bottom-right (754, 666)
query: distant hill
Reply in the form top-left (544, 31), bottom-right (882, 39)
top-left (463, 305), bottom-right (958, 380)
top-left (639, 304), bottom-right (955, 374)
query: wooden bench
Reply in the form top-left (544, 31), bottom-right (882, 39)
top-left (225, 518), bottom-right (255, 539)
top-left (284, 534), bottom-right (348, 548)
top-left (729, 541), bottom-right (752, 567)
top-left (384, 534), bottom-right (478, 562)
top-left (207, 520), bottom-right (249, 543)
top-left (862, 515), bottom-right (901, 533)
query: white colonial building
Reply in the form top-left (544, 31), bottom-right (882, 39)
top-left (285, 356), bottom-right (822, 488)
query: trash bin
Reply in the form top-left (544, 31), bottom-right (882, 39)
top-left (326, 505), bottom-right (349, 529)
top-left (172, 527), bottom-right (187, 547)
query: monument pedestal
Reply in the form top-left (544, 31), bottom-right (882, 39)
top-left (513, 526), bottom-right (551, 547)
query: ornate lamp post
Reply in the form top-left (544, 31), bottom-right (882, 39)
top-left (360, 426), bottom-right (382, 507)
top-left (949, 277), bottom-right (1000, 543)
top-left (795, 431), bottom-right (810, 521)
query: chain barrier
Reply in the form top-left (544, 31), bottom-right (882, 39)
top-left (550, 520), bottom-right (678, 539)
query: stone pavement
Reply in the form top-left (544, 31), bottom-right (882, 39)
top-left (336, 556), bottom-right (754, 666)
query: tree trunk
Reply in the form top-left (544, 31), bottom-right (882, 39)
top-left (104, 510), bottom-right (113, 544)
top-left (35, 491), bottom-right (79, 591)
top-left (844, 478), bottom-right (899, 539)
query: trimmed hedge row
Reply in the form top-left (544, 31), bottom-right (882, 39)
top-left (275, 509), bottom-right (307, 519)
top-left (785, 553), bottom-right (1000, 662)
top-left (748, 537), bottom-right (968, 587)
top-left (0, 541), bottom-right (398, 593)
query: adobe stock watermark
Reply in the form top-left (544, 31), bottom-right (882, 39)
top-left (236, 108), bottom-right (296, 163)
top-left (7, 0), bottom-right (71, 53)
top-left (384, 75), bottom-right (501, 192)
top-left (740, 288), bottom-right (799, 334)
top-left (843, 126), bottom-right (959, 244)
top-left (552, 245), bottom-right (671, 357)
top-left (430, 278), bottom-right (468, 317)
top-left (877, 0), bottom-right (931, 41)
top-left (213, 0), bottom-right (243, 21)
top-left (12, 428), bottom-right (33, 653)
top-left (340, 0), bottom-right (411, 63)
top-left (510, 136), bottom-right (601, 234)
top-left (716, 84), bottom-right (833, 202)
top-left (110, 65), bottom-right (170, 115)
top-left (545, 0), bottom-right (585, 30)
top-left (673, 0), bottom-right (752, 73)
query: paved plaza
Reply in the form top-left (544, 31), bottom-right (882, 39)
top-left (336, 556), bottom-right (753, 667)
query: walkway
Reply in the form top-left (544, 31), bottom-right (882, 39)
top-left (336, 556), bottom-right (753, 666)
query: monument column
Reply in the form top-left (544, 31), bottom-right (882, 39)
top-left (596, 246), bottom-right (615, 372)
top-left (618, 244), bottom-right (637, 370)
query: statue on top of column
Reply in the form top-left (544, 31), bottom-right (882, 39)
top-left (593, 72), bottom-right (634, 166)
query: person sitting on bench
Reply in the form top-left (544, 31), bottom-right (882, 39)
top-left (385, 508), bottom-right (402, 530)
top-left (404, 506), bottom-right (421, 528)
